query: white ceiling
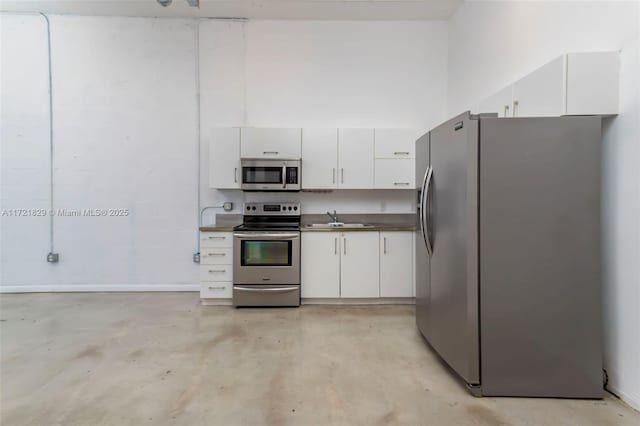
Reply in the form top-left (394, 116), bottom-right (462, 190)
top-left (0, 0), bottom-right (463, 20)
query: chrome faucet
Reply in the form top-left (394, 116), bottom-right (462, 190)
top-left (326, 210), bottom-right (338, 223)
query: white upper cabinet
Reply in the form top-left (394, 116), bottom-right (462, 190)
top-left (380, 232), bottom-right (413, 298)
top-left (209, 128), bottom-right (241, 189)
top-left (338, 129), bottom-right (375, 189)
top-left (340, 232), bottom-right (380, 298)
top-left (301, 232), bottom-right (341, 298)
top-left (240, 128), bottom-right (302, 159)
top-left (301, 128), bottom-right (338, 189)
top-left (565, 52), bottom-right (619, 115)
top-left (374, 159), bottom-right (415, 189)
top-left (374, 129), bottom-right (420, 158)
top-left (476, 85), bottom-right (514, 117)
top-left (512, 55), bottom-right (565, 117)
top-left (475, 52), bottom-right (619, 118)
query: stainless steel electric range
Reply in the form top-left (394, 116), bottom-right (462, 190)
top-left (232, 202), bottom-right (301, 307)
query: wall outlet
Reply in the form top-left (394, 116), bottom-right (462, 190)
top-left (47, 252), bottom-right (59, 263)
top-left (193, 252), bottom-right (200, 263)
top-left (223, 202), bottom-right (233, 211)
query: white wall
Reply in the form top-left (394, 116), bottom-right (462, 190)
top-left (1, 14), bottom-right (51, 287)
top-left (601, 36), bottom-right (640, 411)
top-left (447, 0), bottom-right (640, 410)
top-left (198, 19), bottom-right (448, 221)
top-left (1, 16), bottom-right (446, 289)
top-left (1, 15), bottom-right (199, 291)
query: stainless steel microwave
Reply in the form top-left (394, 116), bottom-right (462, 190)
top-left (240, 159), bottom-right (301, 191)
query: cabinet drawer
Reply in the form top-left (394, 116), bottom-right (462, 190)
top-left (200, 282), bottom-right (233, 299)
top-left (374, 129), bottom-right (420, 158)
top-left (374, 159), bottom-right (415, 189)
top-left (200, 248), bottom-right (233, 264)
top-left (200, 265), bottom-right (233, 281)
top-left (200, 232), bottom-right (233, 248)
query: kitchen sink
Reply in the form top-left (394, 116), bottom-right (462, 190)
top-left (304, 223), bottom-right (374, 229)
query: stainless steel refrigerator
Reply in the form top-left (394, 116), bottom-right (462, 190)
top-left (415, 111), bottom-right (603, 398)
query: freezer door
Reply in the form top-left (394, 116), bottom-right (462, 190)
top-left (479, 116), bottom-right (602, 397)
top-left (415, 132), bottom-right (430, 338)
top-left (427, 112), bottom-right (480, 385)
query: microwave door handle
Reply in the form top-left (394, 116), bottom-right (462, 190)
top-left (282, 166), bottom-right (287, 189)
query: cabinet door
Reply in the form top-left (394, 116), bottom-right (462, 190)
top-left (374, 159), bottom-right (415, 189)
top-left (565, 52), bottom-right (619, 115)
top-left (301, 232), bottom-right (340, 298)
top-left (338, 129), bottom-right (374, 189)
top-left (513, 55), bottom-right (565, 117)
top-left (340, 232), bottom-right (380, 298)
top-left (476, 85), bottom-right (514, 118)
top-left (380, 232), bottom-right (413, 297)
top-left (240, 128), bottom-right (302, 159)
top-left (208, 128), bottom-right (240, 189)
top-left (374, 129), bottom-right (421, 158)
top-left (301, 128), bottom-right (338, 189)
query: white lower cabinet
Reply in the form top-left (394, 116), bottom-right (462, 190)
top-left (380, 232), bottom-right (413, 297)
top-left (200, 282), bottom-right (233, 299)
top-left (302, 231), bottom-right (390, 299)
top-left (301, 232), bottom-right (341, 298)
top-left (199, 232), bottom-right (233, 301)
top-left (340, 232), bottom-right (380, 298)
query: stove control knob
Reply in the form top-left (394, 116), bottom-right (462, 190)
top-left (246, 206), bottom-right (250, 211)
top-left (293, 206), bottom-right (298, 211)
top-left (252, 206), bottom-right (257, 211)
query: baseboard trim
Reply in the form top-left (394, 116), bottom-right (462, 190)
top-left (302, 297), bottom-right (415, 305)
top-left (607, 383), bottom-right (640, 412)
top-left (0, 284), bottom-right (199, 293)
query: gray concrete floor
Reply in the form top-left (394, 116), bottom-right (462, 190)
top-left (1, 293), bottom-right (638, 426)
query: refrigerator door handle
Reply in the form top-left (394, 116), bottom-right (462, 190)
top-left (420, 166), bottom-right (433, 256)
top-left (419, 168), bottom-right (428, 248)
top-left (423, 167), bottom-right (434, 256)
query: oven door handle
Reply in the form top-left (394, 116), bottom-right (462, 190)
top-left (234, 286), bottom-right (299, 293)
top-left (233, 233), bottom-right (300, 239)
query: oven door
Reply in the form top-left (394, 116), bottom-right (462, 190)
top-left (233, 232), bottom-right (301, 285)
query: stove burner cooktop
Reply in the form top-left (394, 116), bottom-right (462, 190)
top-left (235, 202), bottom-right (301, 232)
top-left (234, 223), bottom-right (300, 232)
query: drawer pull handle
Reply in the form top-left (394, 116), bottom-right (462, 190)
top-left (393, 151), bottom-right (410, 155)
top-left (207, 253), bottom-right (226, 256)
top-left (394, 182), bottom-right (410, 186)
top-left (207, 236), bottom-right (226, 240)
top-left (263, 151), bottom-right (279, 155)
top-left (208, 269), bottom-right (226, 273)
top-left (208, 286), bottom-right (226, 291)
